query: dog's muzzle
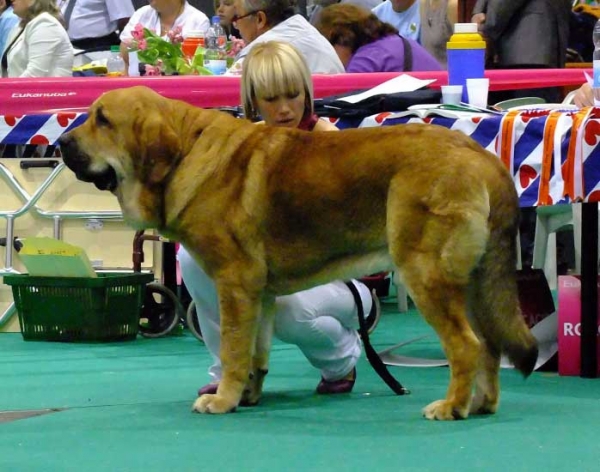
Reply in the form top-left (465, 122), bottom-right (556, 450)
top-left (59, 133), bottom-right (118, 192)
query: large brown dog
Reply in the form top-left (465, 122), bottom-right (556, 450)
top-left (59, 86), bottom-right (537, 420)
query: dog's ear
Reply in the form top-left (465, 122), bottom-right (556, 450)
top-left (136, 116), bottom-right (181, 186)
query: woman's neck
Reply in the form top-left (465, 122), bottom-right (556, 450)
top-left (159, 2), bottom-right (185, 34)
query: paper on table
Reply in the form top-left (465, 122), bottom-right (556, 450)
top-left (18, 237), bottom-right (97, 278)
top-left (337, 74), bottom-right (437, 104)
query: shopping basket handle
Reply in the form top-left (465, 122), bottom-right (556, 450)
top-left (20, 160), bottom-right (60, 169)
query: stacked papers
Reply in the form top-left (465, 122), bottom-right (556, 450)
top-left (18, 238), bottom-right (97, 278)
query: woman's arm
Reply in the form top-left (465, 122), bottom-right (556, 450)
top-left (19, 17), bottom-right (70, 77)
top-left (314, 119), bottom-right (338, 132)
top-left (574, 83), bottom-right (594, 108)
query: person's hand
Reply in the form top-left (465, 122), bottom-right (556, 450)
top-left (471, 13), bottom-right (486, 26)
top-left (573, 83), bottom-right (594, 108)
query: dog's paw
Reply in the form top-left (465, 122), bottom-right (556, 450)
top-left (191, 394), bottom-right (237, 414)
top-left (469, 394), bottom-right (498, 415)
top-left (422, 399), bottom-right (469, 421)
top-left (240, 368), bottom-right (267, 406)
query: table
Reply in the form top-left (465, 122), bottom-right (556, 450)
top-left (0, 68), bottom-right (589, 115)
top-left (333, 108), bottom-right (600, 377)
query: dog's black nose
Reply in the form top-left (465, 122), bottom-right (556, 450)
top-left (57, 133), bottom-right (71, 148)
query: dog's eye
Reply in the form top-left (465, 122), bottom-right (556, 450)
top-left (96, 108), bottom-right (111, 127)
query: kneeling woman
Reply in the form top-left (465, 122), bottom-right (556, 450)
top-left (178, 41), bottom-right (378, 397)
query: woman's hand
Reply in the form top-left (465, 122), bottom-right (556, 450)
top-left (573, 83), bottom-right (594, 108)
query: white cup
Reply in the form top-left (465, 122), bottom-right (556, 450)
top-left (466, 78), bottom-right (490, 108)
top-left (441, 85), bottom-right (463, 105)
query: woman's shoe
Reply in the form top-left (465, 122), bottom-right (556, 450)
top-left (316, 367), bottom-right (356, 394)
top-left (197, 382), bottom-right (218, 396)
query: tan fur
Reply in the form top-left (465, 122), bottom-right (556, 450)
top-left (60, 86), bottom-right (538, 420)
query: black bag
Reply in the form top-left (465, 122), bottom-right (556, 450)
top-left (314, 88), bottom-right (442, 119)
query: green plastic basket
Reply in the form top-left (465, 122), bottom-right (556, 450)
top-left (3, 272), bottom-right (154, 342)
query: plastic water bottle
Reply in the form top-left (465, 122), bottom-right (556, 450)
top-left (592, 19), bottom-right (600, 106)
top-left (106, 45), bottom-right (125, 77)
top-left (446, 23), bottom-right (486, 103)
top-left (204, 16), bottom-right (227, 75)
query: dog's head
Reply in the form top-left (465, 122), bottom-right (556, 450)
top-left (60, 86), bottom-right (186, 229)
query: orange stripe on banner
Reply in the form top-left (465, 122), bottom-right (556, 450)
top-left (500, 110), bottom-right (520, 171)
top-left (564, 107), bottom-right (591, 200)
top-left (538, 111), bottom-right (561, 206)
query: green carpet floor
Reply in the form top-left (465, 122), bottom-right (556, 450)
top-left (1, 302), bottom-right (599, 472)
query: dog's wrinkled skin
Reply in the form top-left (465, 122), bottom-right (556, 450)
top-left (60, 86), bottom-right (538, 420)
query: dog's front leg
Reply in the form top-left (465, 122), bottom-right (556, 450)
top-left (242, 295), bottom-right (276, 406)
top-left (192, 284), bottom-right (261, 414)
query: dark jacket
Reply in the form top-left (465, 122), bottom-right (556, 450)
top-left (473, 0), bottom-right (571, 68)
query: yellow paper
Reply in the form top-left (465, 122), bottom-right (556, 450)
top-left (18, 238), bottom-right (97, 278)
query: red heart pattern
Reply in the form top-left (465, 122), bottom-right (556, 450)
top-left (519, 164), bottom-right (537, 188)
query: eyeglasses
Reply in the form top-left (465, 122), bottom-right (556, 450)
top-left (232, 10), bottom-right (259, 24)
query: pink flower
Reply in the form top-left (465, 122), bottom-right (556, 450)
top-left (137, 39), bottom-right (147, 51)
top-left (167, 26), bottom-right (184, 45)
top-left (227, 36), bottom-right (246, 58)
top-left (144, 64), bottom-right (162, 76)
top-left (131, 23), bottom-right (145, 41)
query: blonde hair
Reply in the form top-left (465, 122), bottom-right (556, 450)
top-left (20, 0), bottom-right (64, 27)
top-left (241, 41), bottom-right (314, 121)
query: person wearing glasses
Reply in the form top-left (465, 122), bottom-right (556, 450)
top-left (179, 40), bottom-right (379, 399)
top-left (225, 0), bottom-right (343, 74)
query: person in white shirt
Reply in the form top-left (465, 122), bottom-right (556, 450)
top-left (120, 0), bottom-right (210, 72)
top-left (226, 0), bottom-right (344, 74)
top-left (371, 0), bottom-right (420, 40)
top-left (57, 0), bottom-right (134, 51)
top-left (0, 0), bottom-right (19, 55)
top-left (2, 0), bottom-right (73, 77)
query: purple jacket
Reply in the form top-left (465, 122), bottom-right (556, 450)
top-left (347, 35), bottom-right (442, 73)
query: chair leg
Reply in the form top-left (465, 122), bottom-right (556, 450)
top-left (392, 271), bottom-right (409, 313)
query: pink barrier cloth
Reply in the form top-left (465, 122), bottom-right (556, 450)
top-left (0, 68), bottom-right (590, 115)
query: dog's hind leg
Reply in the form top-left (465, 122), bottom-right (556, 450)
top-left (242, 295), bottom-right (276, 406)
top-left (390, 191), bottom-right (491, 420)
top-left (407, 279), bottom-right (481, 420)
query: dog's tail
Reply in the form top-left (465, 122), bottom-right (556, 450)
top-left (469, 201), bottom-right (539, 377)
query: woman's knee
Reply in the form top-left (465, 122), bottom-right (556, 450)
top-left (273, 296), bottom-right (312, 344)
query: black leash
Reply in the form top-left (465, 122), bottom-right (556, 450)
top-left (345, 281), bottom-right (409, 395)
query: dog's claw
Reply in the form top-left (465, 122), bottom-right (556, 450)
top-left (192, 394), bottom-right (237, 414)
top-left (422, 399), bottom-right (468, 421)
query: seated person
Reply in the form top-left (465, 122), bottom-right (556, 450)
top-left (2, 0), bottom-right (73, 77)
top-left (0, 0), bottom-right (19, 55)
top-left (179, 40), bottom-right (379, 398)
top-left (214, 0), bottom-right (240, 37)
top-left (226, 0), bottom-right (344, 74)
top-left (308, 0), bottom-right (382, 25)
top-left (59, 0), bottom-right (134, 51)
top-left (315, 3), bottom-right (442, 72)
top-left (372, 0), bottom-right (420, 40)
top-left (419, 0), bottom-right (457, 67)
top-left (120, 0), bottom-right (210, 72)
